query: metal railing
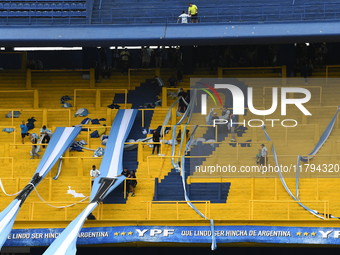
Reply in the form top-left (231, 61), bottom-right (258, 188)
top-left (249, 200), bottom-right (329, 220)
top-left (97, 3), bottom-right (340, 25)
top-left (143, 200), bottom-right (210, 220)
top-left (2, 2), bottom-right (340, 25)
top-left (73, 88), bottom-right (128, 109)
top-left (128, 68), bottom-right (157, 90)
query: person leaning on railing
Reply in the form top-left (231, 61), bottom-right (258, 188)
top-left (128, 170), bottom-right (137, 197)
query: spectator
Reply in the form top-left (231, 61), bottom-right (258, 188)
top-left (29, 133), bottom-right (40, 159)
top-left (253, 149), bottom-right (262, 165)
top-left (94, 59), bottom-right (101, 82)
top-left (230, 114), bottom-right (236, 141)
top-left (120, 48), bottom-right (130, 75)
top-left (211, 112), bottom-right (219, 136)
top-left (101, 65), bottom-right (111, 79)
top-left (99, 47), bottom-right (108, 67)
top-left (116, 167), bottom-right (130, 194)
top-left (40, 125), bottom-right (51, 148)
top-left (178, 88), bottom-right (188, 112)
top-left (222, 106), bottom-right (230, 121)
top-left (152, 130), bottom-right (161, 156)
top-left (178, 10), bottom-right (190, 23)
top-left (20, 121), bottom-right (29, 144)
top-left (111, 46), bottom-right (120, 69)
top-left (35, 58), bottom-right (43, 70)
top-left (260, 144), bottom-right (268, 171)
top-left (128, 170), bottom-right (137, 197)
top-left (162, 46), bottom-right (169, 68)
top-left (142, 46), bottom-right (153, 68)
top-left (221, 106), bottom-right (230, 134)
top-left (154, 46), bottom-right (162, 68)
top-left (151, 75), bottom-right (164, 95)
top-left (90, 165), bottom-right (100, 187)
top-left (27, 58), bottom-right (35, 70)
top-left (188, 3), bottom-right (198, 23)
top-left (167, 74), bottom-right (177, 87)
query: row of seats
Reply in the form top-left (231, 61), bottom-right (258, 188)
top-left (0, 2), bottom-right (85, 10)
top-left (0, 10), bottom-right (86, 17)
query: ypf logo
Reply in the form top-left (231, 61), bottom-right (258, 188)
top-left (200, 84), bottom-right (312, 116)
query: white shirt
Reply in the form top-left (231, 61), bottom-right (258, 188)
top-left (261, 147), bottom-right (268, 157)
top-left (90, 169), bottom-right (100, 178)
top-left (178, 13), bottom-right (190, 23)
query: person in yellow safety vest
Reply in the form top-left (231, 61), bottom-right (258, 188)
top-left (188, 3), bottom-right (198, 23)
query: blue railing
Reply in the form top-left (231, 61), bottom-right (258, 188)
top-left (1, 2), bottom-right (340, 25)
top-left (95, 2), bottom-right (340, 25)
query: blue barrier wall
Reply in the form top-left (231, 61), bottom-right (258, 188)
top-left (2, 21), bottom-right (340, 47)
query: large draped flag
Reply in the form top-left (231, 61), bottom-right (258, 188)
top-left (0, 127), bottom-right (81, 250)
top-left (44, 109), bottom-right (138, 255)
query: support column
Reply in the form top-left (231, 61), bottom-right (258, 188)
top-left (42, 109), bottom-right (47, 126)
top-left (33, 90), bottom-right (39, 109)
top-left (95, 89), bottom-right (101, 110)
top-left (218, 67), bottom-right (223, 78)
top-left (26, 69), bottom-right (31, 89)
top-left (90, 68), bottom-right (95, 88)
top-left (171, 107), bottom-right (177, 126)
top-left (162, 87), bottom-right (167, 108)
top-left (138, 142), bottom-right (143, 163)
top-left (77, 157), bottom-right (83, 178)
top-left (106, 108), bottom-right (112, 125)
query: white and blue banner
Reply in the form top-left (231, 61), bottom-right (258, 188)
top-left (0, 127), bottom-right (81, 250)
top-left (4, 225), bottom-right (340, 246)
top-left (301, 106), bottom-right (340, 162)
top-left (44, 109), bottom-right (138, 255)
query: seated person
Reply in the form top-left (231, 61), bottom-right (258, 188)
top-left (167, 75), bottom-right (177, 87)
top-left (40, 125), bottom-right (51, 148)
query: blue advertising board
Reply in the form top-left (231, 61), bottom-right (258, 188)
top-left (4, 225), bottom-right (340, 246)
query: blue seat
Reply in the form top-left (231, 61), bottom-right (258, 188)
top-left (44, 3), bottom-right (50, 9)
top-left (64, 3), bottom-right (70, 9)
top-left (70, 3), bottom-right (76, 9)
top-left (55, 10), bottom-right (61, 16)
top-left (29, 10), bottom-right (35, 16)
top-left (42, 10), bottom-right (48, 16)
top-left (0, 3), bottom-right (3, 9)
top-left (62, 10), bottom-right (68, 17)
top-left (23, 3), bottom-right (30, 9)
top-left (30, 3), bottom-right (36, 9)
top-left (82, 10), bottom-right (86, 16)
top-left (17, 3), bottom-right (24, 9)
top-left (4, 3), bottom-right (10, 9)
top-left (36, 10), bottom-right (42, 16)
top-left (76, 3), bottom-right (83, 9)
top-left (9, 11), bottom-right (15, 16)
top-left (49, 10), bottom-right (55, 16)
top-left (15, 11), bottom-right (21, 16)
top-left (56, 3), bottom-right (62, 9)
top-left (51, 3), bottom-right (56, 9)
top-left (37, 3), bottom-right (43, 9)
top-left (2, 11), bottom-right (8, 17)
top-left (75, 10), bottom-right (81, 16)
top-left (70, 10), bottom-right (75, 16)
top-left (22, 10), bottom-right (28, 16)
top-left (10, 3), bottom-right (17, 9)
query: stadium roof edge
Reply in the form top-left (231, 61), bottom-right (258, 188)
top-left (1, 20), bottom-right (340, 47)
